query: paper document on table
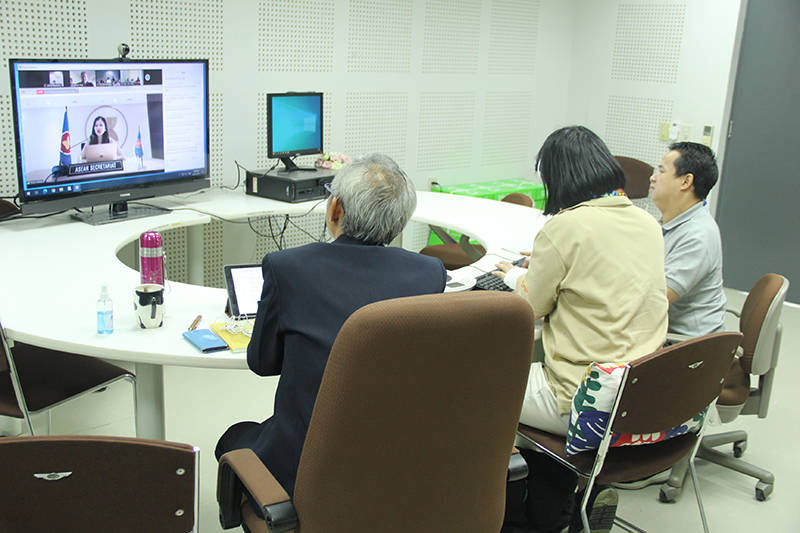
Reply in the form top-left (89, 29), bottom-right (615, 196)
top-left (501, 241), bottom-right (534, 256)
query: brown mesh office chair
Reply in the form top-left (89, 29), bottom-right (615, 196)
top-left (517, 332), bottom-right (743, 533)
top-left (0, 435), bottom-right (198, 532)
top-left (659, 273), bottom-right (789, 503)
top-left (218, 291), bottom-right (535, 533)
top-left (614, 155), bottom-right (662, 223)
top-left (420, 193), bottom-right (534, 270)
top-left (0, 317), bottom-right (137, 436)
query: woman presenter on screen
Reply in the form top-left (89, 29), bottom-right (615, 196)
top-left (80, 116), bottom-right (126, 162)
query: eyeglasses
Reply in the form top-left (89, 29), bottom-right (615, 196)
top-left (323, 182), bottom-right (344, 212)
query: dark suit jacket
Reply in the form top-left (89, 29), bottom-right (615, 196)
top-left (246, 234), bottom-right (447, 496)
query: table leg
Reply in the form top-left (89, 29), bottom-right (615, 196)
top-left (134, 362), bottom-right (165, 440)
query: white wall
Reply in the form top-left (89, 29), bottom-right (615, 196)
top-left (564, 0), bottom-right (744, 212)
top-left (1, 0), bottom-right (743, 196)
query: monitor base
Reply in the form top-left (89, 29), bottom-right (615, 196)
top-left (71, 203), bottom-right (172, 226)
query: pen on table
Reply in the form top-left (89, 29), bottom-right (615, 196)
top-left (188, 315), bottom-right (202, 331)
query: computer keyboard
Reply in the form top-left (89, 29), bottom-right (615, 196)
top-left (474, 257), bottom-right (527, 292)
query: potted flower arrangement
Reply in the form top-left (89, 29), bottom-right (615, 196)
top-left (315, 152), bottom-right (352, 171)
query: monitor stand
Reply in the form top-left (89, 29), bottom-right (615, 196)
top-left (277, 157), bottom-right (317, 174)
top-left (70, 201), bottom-right (171, 226)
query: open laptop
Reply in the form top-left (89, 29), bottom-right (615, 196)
top-left (83, 143), bottom-right (118, 162)
top-left (223, 264), bottom-right (263, 319)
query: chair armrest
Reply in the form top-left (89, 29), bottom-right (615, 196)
top-left (508, 447), bottom-right (529, 482)
top-left (430, 225), bottom-right (457, 245)
top-left (217, 448), bottom-right (298, 532)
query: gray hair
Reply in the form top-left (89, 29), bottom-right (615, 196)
top-left (330, 153), bottom-right (417, 245)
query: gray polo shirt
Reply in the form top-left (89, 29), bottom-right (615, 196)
top-left (663, 201), bottom-right (727, 336)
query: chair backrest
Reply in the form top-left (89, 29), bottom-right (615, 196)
top-left (501, 192), bottom-right (534, 207)
top-left (615, 156), bottom-right (654, 200)
top-left (0, 435), bottom-right (198, 532)
top-left (610, 332), bottom-right (743, 436)
top-left (738, 273), bottom-right (789, 375)
top-left (292, 291), bottom-right (535, 533)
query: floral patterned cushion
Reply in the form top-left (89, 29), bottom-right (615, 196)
top-left (565, 362), bottom-right (706, 457)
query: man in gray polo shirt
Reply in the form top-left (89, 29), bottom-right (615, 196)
top-left (649, 142), bottom-right (727, 336)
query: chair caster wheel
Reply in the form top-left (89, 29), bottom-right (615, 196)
top-left (755, 482), bottom-right (772, 501)
top-left (733, 440), bottom-right (747, 458)
top-left (659, 485), bottom-right (680, 503)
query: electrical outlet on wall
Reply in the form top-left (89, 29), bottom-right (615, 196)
top-left (427, 177), bottom-right (439, 192)
top-left (680, 124), bottom-right (693, 141)
top-left (659, 122), bottom-right (671, 142)
top-left (669, 122), bottom-right (680, 141)
top-left (701, 125), bottom-right (714, 146)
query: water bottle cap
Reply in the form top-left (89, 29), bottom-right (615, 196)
top-left (139, 231), bottom-right (163, 248)
top-left (100, 283), bottom-right (109, 297)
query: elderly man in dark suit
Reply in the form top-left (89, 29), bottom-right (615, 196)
top-left (216, 153), bottom-right (447, 499)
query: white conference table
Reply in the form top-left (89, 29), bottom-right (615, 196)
top-left (0, 188), bottom-right (547, 439)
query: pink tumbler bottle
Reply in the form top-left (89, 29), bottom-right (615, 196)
top-left (139, 231), bottom-right (165, 285)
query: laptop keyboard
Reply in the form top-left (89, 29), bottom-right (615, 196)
top-left (474, 257), bottom-right (527, 292)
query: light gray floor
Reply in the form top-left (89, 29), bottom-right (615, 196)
top-left (8, 288), bottom-right (800, 532)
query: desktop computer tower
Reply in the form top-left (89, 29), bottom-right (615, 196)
top-left (245, 168), bottom-right (334, 203)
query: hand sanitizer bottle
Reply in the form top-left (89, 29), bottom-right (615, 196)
top-left (97, 283), bottom-right (114, 335)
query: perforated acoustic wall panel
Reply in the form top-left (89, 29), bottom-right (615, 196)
top-left (255, 93), bottom-right (269, 169)
top-left (130, 0), bottom-right (224, 70)
top-left (0, 96), bottom-right (16, 199)
top-left (162, 226), bottom-right (188, 284)
top-left (612, 4), bottom-right (686, 83)
top-left (403, 220), bottom-right (433, 253)
top-left (209, 93), bottom-right (224, 187)
top-left (202, 220), bottom-right (224, 288)
top-left (488, 0), bottom-right (539, 75)
top-left (423, 0), bottom-right (482, 74)
top-left (605, 95), bottom-right (673, 168)
top-left (258, 0), bottom-right (335, 72)
top-left (348, 0), bottom-right (413, 73)
top-left (345, 93), bottom-right (409, 168)
top-left (0, 0), bottom-right (88, 69)
top-left (417, 92), bottom-right (476, 172)
top-left (253, 212), bottom-right (328, 261)
top-left (482, 91), bottom-right (534, 167)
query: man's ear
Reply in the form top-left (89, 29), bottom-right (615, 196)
top-left (680, 172), bottom-right (695, 192)
top-left (329, 196), bottom-right (344, 223)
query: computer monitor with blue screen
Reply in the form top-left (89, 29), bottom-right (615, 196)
top-left (267, 92), bottom-right (323, 174)
top-left (9, 58), bottom-right (210, 224)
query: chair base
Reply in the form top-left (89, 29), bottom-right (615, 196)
top-left (659, 430), bottom-right (774, 502)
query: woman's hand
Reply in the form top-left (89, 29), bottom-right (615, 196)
top-left (493, 260), bottom-right (527, 291)
top-left (492, 260), bottom-right (519, 280)
top-left (518, 250), bottom-right (531, 268)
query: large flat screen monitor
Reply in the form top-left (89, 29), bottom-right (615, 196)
top-left (9, 58), bottom-right (210, 224)
top-left (267, 92), bottom-right (323, 174)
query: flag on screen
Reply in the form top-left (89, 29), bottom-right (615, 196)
top-left (60, 107), bottom-right (71, 166)
top-left (135, 127), bottom-right (144, 159)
